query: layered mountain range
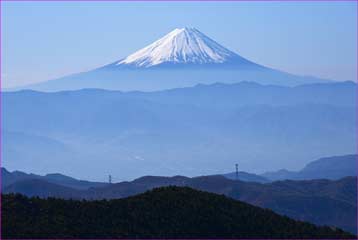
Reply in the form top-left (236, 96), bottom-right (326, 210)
top-left (3, 154), bottom-right (356, 189)
top-left (3, 81), bottom-right (355, 180)
top-left (3, 170), bottom-right (357, 234)
top-left (3, 154), bottom-right (357, 234)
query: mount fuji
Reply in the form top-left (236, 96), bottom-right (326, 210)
top-left (20, 27), bottom-right (329, 91)
top-left (106, 27), bottom-right (258, 68)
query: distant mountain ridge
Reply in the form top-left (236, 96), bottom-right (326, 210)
top-left (261, 154), bottom-right (357, 181)
top-left (2, 168), bottom-right (107, 190)
top-left (3, 81), bottom-right (355, 180)
top-left (3, 154), bottom-right (356, 190)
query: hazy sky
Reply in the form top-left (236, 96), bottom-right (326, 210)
top-left (2, 1), bottom-right (357, 88)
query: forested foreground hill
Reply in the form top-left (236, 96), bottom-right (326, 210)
top-left (2, 187), bottom-right (355, 239)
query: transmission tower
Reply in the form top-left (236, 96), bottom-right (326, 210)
top-left (235, 164), bottom-right (238, 181)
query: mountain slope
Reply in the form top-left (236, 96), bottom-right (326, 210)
top-left (1, 168), bottom-right (107, 190)
top-left (2, 187), bottom-right (354, 239)
top-left (262, 154), bottom-right (357, 181)
top-left (15, 28), bottom-right (331, 91)
top-left (300, 154), bottom-right (357, 179)
top-left (84, 175), bottom-right (357, 234)
top-left (3, 179), bottom-right (84, 199)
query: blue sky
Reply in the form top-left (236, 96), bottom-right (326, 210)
top-left (1, 1), bottom-right (357, 88)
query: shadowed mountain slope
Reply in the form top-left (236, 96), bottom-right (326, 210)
top-left (2, 187), bottom-right (354, 239)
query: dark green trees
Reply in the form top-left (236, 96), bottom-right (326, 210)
top-left (2, 187), bottom-right (355, 239)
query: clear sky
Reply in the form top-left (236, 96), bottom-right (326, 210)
top-left (1, 1), bottom-right (357, 88)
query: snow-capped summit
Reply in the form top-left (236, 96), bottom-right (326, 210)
top-left (114, 27), bottom-right (252, 68)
